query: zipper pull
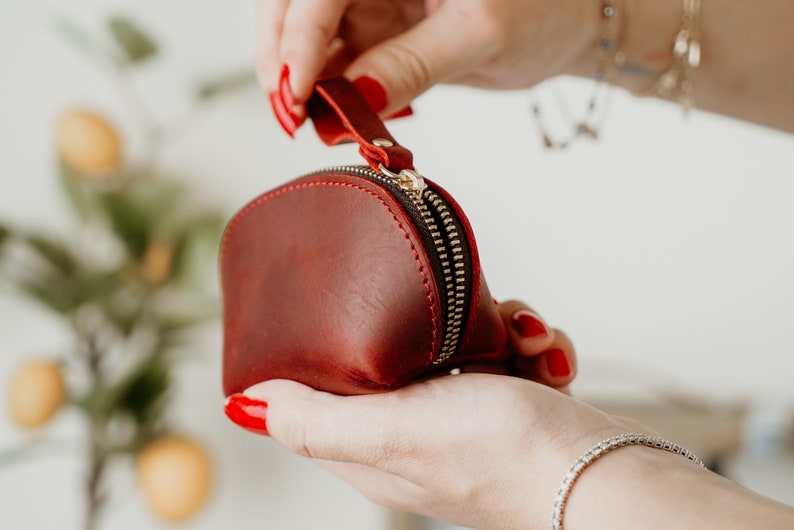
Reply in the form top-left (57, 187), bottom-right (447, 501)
top-left (378, 164), bottom-right (428, 200)
top-left (309, 79), bottom-right (415, 172)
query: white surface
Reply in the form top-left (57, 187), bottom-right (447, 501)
top-left (2, 0), bottom-right (794, 529)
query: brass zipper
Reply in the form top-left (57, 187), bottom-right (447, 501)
top-left (310, 165), bottom-right (472, 365)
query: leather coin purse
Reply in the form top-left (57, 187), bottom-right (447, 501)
top-left (221, 77), bottom-right (507, 396)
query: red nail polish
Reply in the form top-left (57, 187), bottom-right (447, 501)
top-left (511, 311), bottom-right (548, 338)
top-left (386, 105), bottom-right (414, 120)
top-left (269, 91), bottom-right (299, 138)
top-left (225, 393), bottom-right (269, 436)
top-left (546, 348), bottom-right (571, 378)
top-left (352, 76), bottom-right (388, 113)
top-left (279, 64), bottom-right (295, 109)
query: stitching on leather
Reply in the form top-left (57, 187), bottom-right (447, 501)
top-left (221, 179), bottom-right (441, 362)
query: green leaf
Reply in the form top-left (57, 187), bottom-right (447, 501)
top-left (108, 16), bottom-right (158, 64)
top-left (3, 235), bottom-right (118, 315)
top-left (74, 271), bottom-right (121, 308)
top-left (57, 157), bottom-right (99, 220)
top-left (158, 304), bottom-right (219, 336)
top-left (0, 224), bottom-right (9, 247)
top-left (54, 16), bottom-right (124, 69)
top-left (118, 357), bottom-right (170, 426)
top-left (0, 439), bottom-right (80, 468)
top-left (97, 178), bottom-right (187, 259)
top-left (100, 291), bottom-right (145, 337)
top-left (171, 211), bottom-right (225, 288)
top-left (25, 235), bottom-right (77, 277)
top-left (129, 179), bottom-right (187, 227)
top-left (53, 17), bottom-right (98, 60)
top-left (76, 353), bottom-right (170, 428)
top-left (0, 231), bottom-right (78, 314)
top-left (14, 277), bottom-right (76, 315)
top-left (197, 70), bottom-right (257, 100)
top-left (83, 353), bottom-right (171, 434)
top-left (98, 191), bottom-right (150, 259)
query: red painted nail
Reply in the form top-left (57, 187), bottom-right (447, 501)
top-left (278, 64), bottom-right (295, 109)
top-left (511, 310), bottom-right (548, 338)
top-left (386, 105), bottom-right (414, 120)
top-left (546, 348), bottom-right (571, 378)
top-left (225, 393), bottom-right (269, 436)
top-left (269, 91), bottom-right (299, 138)
top-left (353, 76), bottom-right (388, 113)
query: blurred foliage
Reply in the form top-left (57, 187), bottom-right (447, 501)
top-left (108, 17), bottom-right (158, 64)
top-left (198, 69), bottom-right (258, 100)
top-left (1, 13), bottom-right (242, 530)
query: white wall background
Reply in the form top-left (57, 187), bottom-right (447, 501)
top-left (1, 0), bottom-right (793, 529)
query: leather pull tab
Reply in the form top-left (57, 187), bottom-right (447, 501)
top-left (307, 77), bottom-right (414, 173)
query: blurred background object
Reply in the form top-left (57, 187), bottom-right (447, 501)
top-left (2, 1), bottom-right (793, 529)
top-left (1, 12), bottom-right (230, 530)
top-left (1, 2), bottom-right (389, 528)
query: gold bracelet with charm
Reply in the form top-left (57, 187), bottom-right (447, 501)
top-left (642, 0), bottom-right (702, 114)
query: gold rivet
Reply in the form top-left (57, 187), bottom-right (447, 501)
top-left (372, 138), bottom-right (393, 147)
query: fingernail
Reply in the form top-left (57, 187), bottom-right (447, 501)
top-left (224, 393), bottom-right (269, 436)
top-left (546, 348), bottom-right (571, 377)
top-left (353, 76), bottom-right (388, 113)
top-left (386, 105), bottom-right (414, 120)
top-left (511, 310), bottom-right (548, 338)
top-left (269, 91), bottom-right (300, 138)
top-left (278, 64), bottom-right (295, 109)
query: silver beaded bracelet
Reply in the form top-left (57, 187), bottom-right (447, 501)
top-left (551, 433), bottom-right (707, 530)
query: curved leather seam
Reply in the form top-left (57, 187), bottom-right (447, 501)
top-left (220, 179), bottom-right (441, 365)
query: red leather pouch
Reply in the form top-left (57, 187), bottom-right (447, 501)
top-left (221, 77), bottom-right (507, 396)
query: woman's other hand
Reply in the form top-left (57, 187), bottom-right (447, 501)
top-left (462, 300), bottom-right (578, 394)
top-left (257, 0), bottom-right (600, 133)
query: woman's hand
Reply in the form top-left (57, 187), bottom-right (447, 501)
top-left (472, 300), bottom-right (577, 393)
top-left (224, 292), bottom-right (588, 528)
top-left (226, 373), bottom-right (642, 529)
top-left (257, 0), bottom-right (601, 132)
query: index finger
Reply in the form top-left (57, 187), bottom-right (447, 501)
top-left (256, 0), bottom-right (289, 93)
top-left (256, 0), bottom-right (347, 96)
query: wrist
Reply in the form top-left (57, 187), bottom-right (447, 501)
top-left (565, 0), bottom-right (684, 91)
top-left (616, 0), bottom-right (693, 96)
top-left (562, 441), bottom-right (708, 529)
top-left (561, 0), bottom-right (611, 78)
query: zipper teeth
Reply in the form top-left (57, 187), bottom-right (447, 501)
top-left (314, 166), bottom-right (468, 364)
top-left (423, 191), bottom-right (467, 364)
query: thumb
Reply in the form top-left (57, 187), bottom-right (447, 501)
top-left (225, 379), bottom-right (403, 467)
top-left (344, 5), bottom-right (491, 115)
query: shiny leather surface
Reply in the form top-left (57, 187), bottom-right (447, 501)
top-left (221, 172), bottom-right (507, 395)
top-left (222, 77), bottom-right (506, 396)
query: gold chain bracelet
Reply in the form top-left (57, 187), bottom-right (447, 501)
top-left (643, 0), bottom-right (702, 114)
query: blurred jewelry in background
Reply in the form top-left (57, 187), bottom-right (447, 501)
top-left (529, 1), bottom-right (627, 150)
top-left (530, 0), bottom-right (702, 150)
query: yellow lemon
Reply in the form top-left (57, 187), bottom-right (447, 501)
top-left (137, 435), bottom-right (213, 522)
top-left (8, 360), bottom-right (66, 429)
top-left (57, 109), bottom-right (122, 177)
top-left (142, 238), bottom-right (175, 285)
